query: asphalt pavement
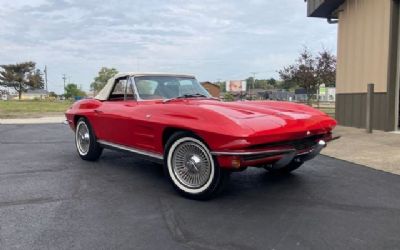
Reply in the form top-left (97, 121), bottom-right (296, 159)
top-left (0, 124), bottom-right (400, 250)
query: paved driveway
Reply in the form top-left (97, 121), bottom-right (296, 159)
top-left (0, 124), bottom-right (399, 250)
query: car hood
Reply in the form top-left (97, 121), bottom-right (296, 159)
top-left (191, 100), bottom-right (336, 136)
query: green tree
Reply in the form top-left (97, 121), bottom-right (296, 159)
top-left (64, 83), bottom-right (86, 99)
top-left (316, 50), bottom-right (336, 87)
top-left (49, 91), bottom-right (58, 98)
top-left (214, 81), bottom-right (225, 92)
top-left (90, 67), bottom-right (118, 94)
top-left (30, 69), bottom-right (45, 89)
top-left (245, 77), bottom-right (253, 91)
top-left (223, 92), bottom-right (234, 101)
top-left (278, 66), bottom-right (298, 90)
top-left (0, 62), bottom-right (44, 100)
top-left (278, 47), bottom-right (336, 103)
top-left (267, 78), bottom-right (277, 88)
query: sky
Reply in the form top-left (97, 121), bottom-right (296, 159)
top-left (0, 0), bottom-right (337, 94)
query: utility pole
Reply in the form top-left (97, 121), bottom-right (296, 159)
top-left (44, 65), bottom-right (48, 92)
top-left (250, 72), bottom-right (258, 100)
top-left (62, 74), bottom-right (67, 95)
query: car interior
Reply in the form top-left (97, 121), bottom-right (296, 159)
top-left (108, 77), bottom-right (135, 101)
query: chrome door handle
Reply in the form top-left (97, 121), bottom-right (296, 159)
top-left (124, 104), bottom-right (135, 107)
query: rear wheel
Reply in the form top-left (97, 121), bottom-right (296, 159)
top-left (75, 117), bottom-right (103, 161)
top-left (264, 160), bottom-right (304, 175)
top-left (164, 132), bottom-right (230, 200)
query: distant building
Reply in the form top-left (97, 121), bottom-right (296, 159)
top-left (0, 86), bottom-right (16, 96)
top-left (319, 87), bottom-right (336, 102)
top-left (294, 88), bottom-right (308, 102)
top-left (201, 82), bottom-right (220, 98)
top-left (14, 89), bottom-right (49, 100)
top-left (269, 90), bottom-right (295, 101)
top-left (247, 88), bottom-right (268, 100)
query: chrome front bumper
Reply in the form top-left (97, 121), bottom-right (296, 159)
top-left (211, 139), bottom-right (328, 169)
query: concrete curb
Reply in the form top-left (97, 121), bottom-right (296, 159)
top-left (0, 116), bottom-right (66, 125)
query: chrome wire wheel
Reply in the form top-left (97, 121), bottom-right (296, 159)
top-left (76, 121), bottom-right (90, 156)
top-left (167, 137), bottom-right (215, 194)
top-left (172, 142), bottom-right (212, 188)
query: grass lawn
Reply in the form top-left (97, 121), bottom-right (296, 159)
top-left (317, 107), bottom-right (335, 118)
top-left (0, 99), bottom-right (336, 119)
top-left (0, 100), bottom-right (73, 118)
top-left (309, 102), bottom-right (336, 118)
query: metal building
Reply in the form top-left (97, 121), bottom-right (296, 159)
top-left (307, 0), bottom-right (400, 131)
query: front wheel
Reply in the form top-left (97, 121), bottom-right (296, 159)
top-left (164, 132), bottom-right (229, 200)
top-left (75, 117), bottom-right (103, 161)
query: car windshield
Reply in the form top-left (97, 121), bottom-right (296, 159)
top-left (133, 76), bottom-right (211, 100)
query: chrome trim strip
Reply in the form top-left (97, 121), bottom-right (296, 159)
top-left (129, 76), bottom-right (141, 101)
top-left (211, 148), bottom-right (296, 156)
top-left (97, 140), bottom-right (163, 160)
top-left (211, 139), bottom-right (330, 157)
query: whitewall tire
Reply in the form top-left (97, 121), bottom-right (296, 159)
top-left (75, 117), bottom-right (103, 161)
top-left (164, 132), bottom-right (229, 199)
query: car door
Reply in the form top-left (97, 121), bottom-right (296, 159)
top-left (94, 77), bottom-right (139, 146)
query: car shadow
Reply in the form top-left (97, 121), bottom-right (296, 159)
top-left (96, 149), bottom-right (308, 200)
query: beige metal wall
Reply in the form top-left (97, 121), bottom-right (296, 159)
top-left (337, 0), bottom-right (391, 93)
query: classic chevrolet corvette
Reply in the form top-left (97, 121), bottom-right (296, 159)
top-left (65, 72), bottom-right (337, 199)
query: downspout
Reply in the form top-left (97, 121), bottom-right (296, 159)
top-left (327, 8), bottom-right (343, 24)
top-left (327, 17), bottom-right (338, 24)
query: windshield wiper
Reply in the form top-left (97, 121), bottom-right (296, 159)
top-left (163, 93), bottom-right (218, 103)
top-left (177, 93), bottom-right (207, 98)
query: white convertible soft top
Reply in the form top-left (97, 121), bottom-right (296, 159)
top-left (94, 72), bottom-right (195, 101)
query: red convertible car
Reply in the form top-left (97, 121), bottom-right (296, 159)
top-left (65, 72), bottom-right (337, 199)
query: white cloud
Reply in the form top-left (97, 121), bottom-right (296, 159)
top-left (0, 0), bottom-right (48, 11)
top-left (0, 0), bottom-right (337, 93)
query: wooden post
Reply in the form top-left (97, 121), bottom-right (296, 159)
top-left (366, 83), bottom-right (374, 133)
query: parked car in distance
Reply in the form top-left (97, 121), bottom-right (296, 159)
top-left (65, 72), bottom-right (337, 199)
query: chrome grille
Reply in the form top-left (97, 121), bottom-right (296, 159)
top-left (249, 134), bottom-right (324, 151)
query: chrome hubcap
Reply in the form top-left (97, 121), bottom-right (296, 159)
top-left (76, 122), bottom-right (90, 155)
top-left (172, 142), bottom-right (211, 188)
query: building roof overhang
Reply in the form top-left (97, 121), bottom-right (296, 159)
top-left (307, 0), bottom-right (345, 18)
